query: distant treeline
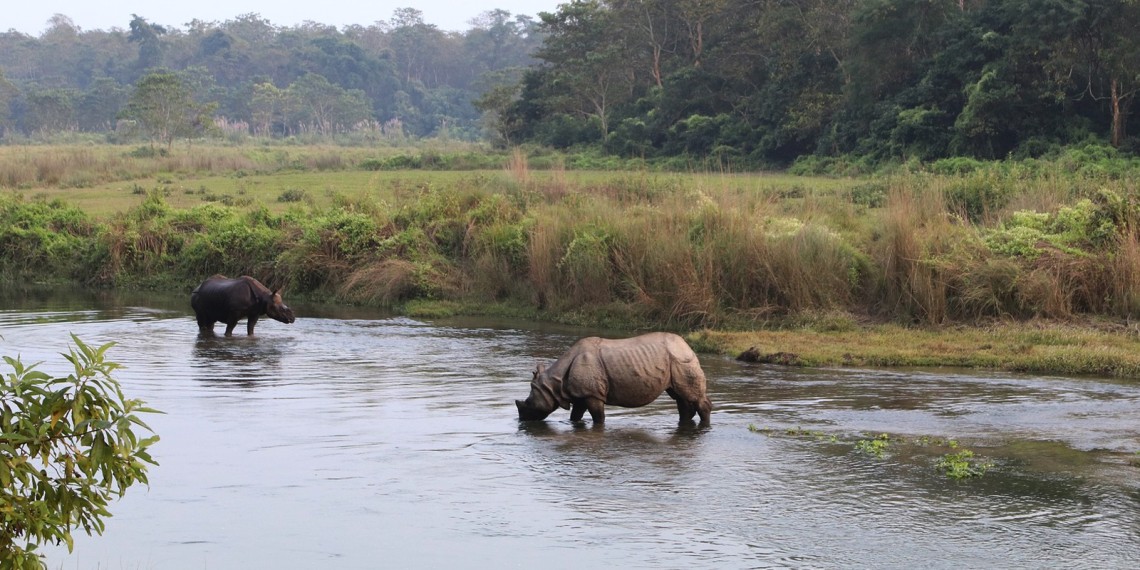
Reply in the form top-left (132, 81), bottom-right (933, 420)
top-left (0, 9), bottom-right (543, 142)
top-left (489, 0), bottom-right (1140, 170)
top-left (3, 2), bottom-right (1140, 170)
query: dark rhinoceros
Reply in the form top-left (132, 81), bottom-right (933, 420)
top-left (190, 274), bottom-right (295, 336)
top-left (515, 332), bottom-right (712, 425)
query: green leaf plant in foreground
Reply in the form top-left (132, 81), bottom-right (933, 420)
top-left (0, 334), bottom-right (160, 569)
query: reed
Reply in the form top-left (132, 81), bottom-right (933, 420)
top-left (7, 144), bottom-right (1140, 341)
top-left (1112, 229), bottom-right (1140, 318)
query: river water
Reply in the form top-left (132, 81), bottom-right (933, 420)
top-left (1, 288), bottom-right (1137, 569)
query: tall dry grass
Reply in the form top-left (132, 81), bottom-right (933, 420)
top-left (507, 147), bottom-right (530, 185)
top-left (520, 183), bottom-right (867, 327)
top-left (1112, 229), bottom-right (1140, 318)
top-left (876, 184), bottom-right (946, 323)
top-left (10, 147), bottom-right (1140, 331)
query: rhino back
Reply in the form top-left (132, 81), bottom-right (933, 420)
top-left (546, 337), bottom-right (601, 382)
top-left (560, 332), bottom-right (674, 408)
top-left (192, 277), bottom-right (259, 318)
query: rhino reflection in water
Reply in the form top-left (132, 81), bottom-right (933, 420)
top-left (516, 332), bottom-right (712, 425)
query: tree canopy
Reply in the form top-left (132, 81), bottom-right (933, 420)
top-left (504, 0), bottom-right (1140, 166)
top-left (0, 10), bottom-right (543, 142)
top-left (1, 2), bottom-right (1139, 166)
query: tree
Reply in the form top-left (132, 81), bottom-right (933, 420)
top-left (1, 335), bottom-right (159, 568)
top-left (675, 0), bottom-right (730, 68)
top-left (286, 72), bottom-right (370, 135)
top-left (534, 0), bottom-right (636, 140)
top-left (388, 8), bottom-right (444, 84)
top-left (0, 70), bottom-right (17, 137)
top-left (250, 81), bottom-right (287, 136)
top-left (610, 0), bottom-right (678, 88)
top-left (24, 88), bottom-right (79, 135)
top-left (1037, 0), bottom-right (1140, 147)
top-left (128, 15), bottom-right (168, 74)
top-left (76, 78), bottom-right (129, 132)
top-left (124, 71), bottom-right (217, 149)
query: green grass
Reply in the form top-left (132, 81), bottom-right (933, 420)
top-left (9, 143), bottom-right (1140, 378)
top-left (689, 320), bottom-right (1140, 378)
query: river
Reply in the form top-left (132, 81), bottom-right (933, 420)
top-left (1, 288), bottom-right (1137, 569)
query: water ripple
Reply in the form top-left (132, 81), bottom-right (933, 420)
top-left (1, 297), bottom-right (1136, 569)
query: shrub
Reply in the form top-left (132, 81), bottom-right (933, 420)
top-left (1, 336), bottom-right (159, 567)
top-left (277, 188), bottom-right (308, 203)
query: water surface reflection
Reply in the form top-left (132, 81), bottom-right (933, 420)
top-left (0, 290), bottom-right (1135, 569)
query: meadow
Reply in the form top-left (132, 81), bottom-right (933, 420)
top-left (5, 142), bottom-right (1140, 377)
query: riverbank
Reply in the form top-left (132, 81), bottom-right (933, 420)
top-left (689, 318), bottom-right (1140, 379)
top-left (395, 300), bottom-right (1140, 379)
top-left (6, 143), bottom-right (1140, 379)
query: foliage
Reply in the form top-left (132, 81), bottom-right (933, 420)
top-left (854, 433), bottom-right (892, 458)
top-left (936, 446), bottom-right (994, 479)
top-left (0, 10), bottom-right (543, 142)
top-left (505, 0), bottom-right (1140, 166)
top-left (0, 196), bottom-right (98, 281)
top-left (1, 335), bottom-right (159, 567)
top-left (984, 198), bottom-right (1120, 259)
top-left (10, 147), bottom-right (1140, 333)
top-left (123, 71), bottom-right (217, 149)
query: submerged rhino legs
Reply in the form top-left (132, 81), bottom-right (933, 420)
top-left (668, 388), bottom-right (696, 421)
top-left (570, 401), bottom-right (586, 422)
top-left (569, 398), bottom-right (606, 423)
top-left (667, 388), bottom-right (712, 426)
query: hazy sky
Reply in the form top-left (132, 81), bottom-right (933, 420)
top-left (5, 0), bottom-right (564, 36)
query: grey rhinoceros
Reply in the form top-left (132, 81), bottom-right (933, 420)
top-left (515, 332), bottom-right (712, 425)
top-left (191, 274), bottom-right (295, 336)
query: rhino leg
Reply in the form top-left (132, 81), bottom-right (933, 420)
top-left (197, 317), bottom-right (216, 336)
top-left (586, 398), bottom-right (606, 424)
top-left (247, 315), bottom-right (259, 335)
top-left (570, 401), bottom-right (587, 422)
top-left (697, 398), bottom-right (712, 425)
top-left (224, 321), bottom-right (238, 336)
top-left (667, 388), bottom-right (697, 422)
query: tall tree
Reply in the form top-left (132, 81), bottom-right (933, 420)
top-left (1037, 0), bottom-right (1140, 146)
top-left (124, 71), bottom-right (215, 149)
top-left (24, 88), bottom-right (78, 134)
top-left (534, 0), bottom-right (635, 139)
top-left (388, 8), bottom-right (444, 84)
top-left (610, 0), bottom-right (677, 87)
top-left (128, 15), bottom-right (167, 73)
top-left (76, 77), bottom-right (128, 131)
top-left (286, 72), bottom-right (370, 134)
top-left (0, 70), bottom-right (17, 137)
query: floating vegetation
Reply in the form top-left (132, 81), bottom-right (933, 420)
top-left (749, 426), bottom-right (995, 479)
top-left (937, 449), bottom-right (995, 479)
top-left (747, 424), bottom-right (837, 442)
top-left (854, 433), bottom-right (892, 458)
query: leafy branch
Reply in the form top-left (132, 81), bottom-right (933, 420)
top-left (1, 335), bottom-right (160, 569)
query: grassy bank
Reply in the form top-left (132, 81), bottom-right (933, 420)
top-left (690, 320), bottom-right (1140, 378)
top-left (5, 143), bottom-right (1140, 377)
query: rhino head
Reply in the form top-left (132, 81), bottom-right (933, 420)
top-left (266, 288), bottom-right (296, 324)
top-left (515, 363), bottom-right (566, 421)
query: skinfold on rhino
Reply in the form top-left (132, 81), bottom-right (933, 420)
top-left (515, 332), bottom-right (712, 425)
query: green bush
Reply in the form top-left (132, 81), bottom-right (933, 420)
top-left (1, 336), bottom-right (159, 567)
top-left (277, 188), bottom-right (308, 203)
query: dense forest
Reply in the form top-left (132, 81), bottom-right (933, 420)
top-left (0, 9), bottom-right (543, 142)
top-left (2, 1), bottom-right (1140, 168)
top-left (494, 0), bottom-right (1140, 168)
